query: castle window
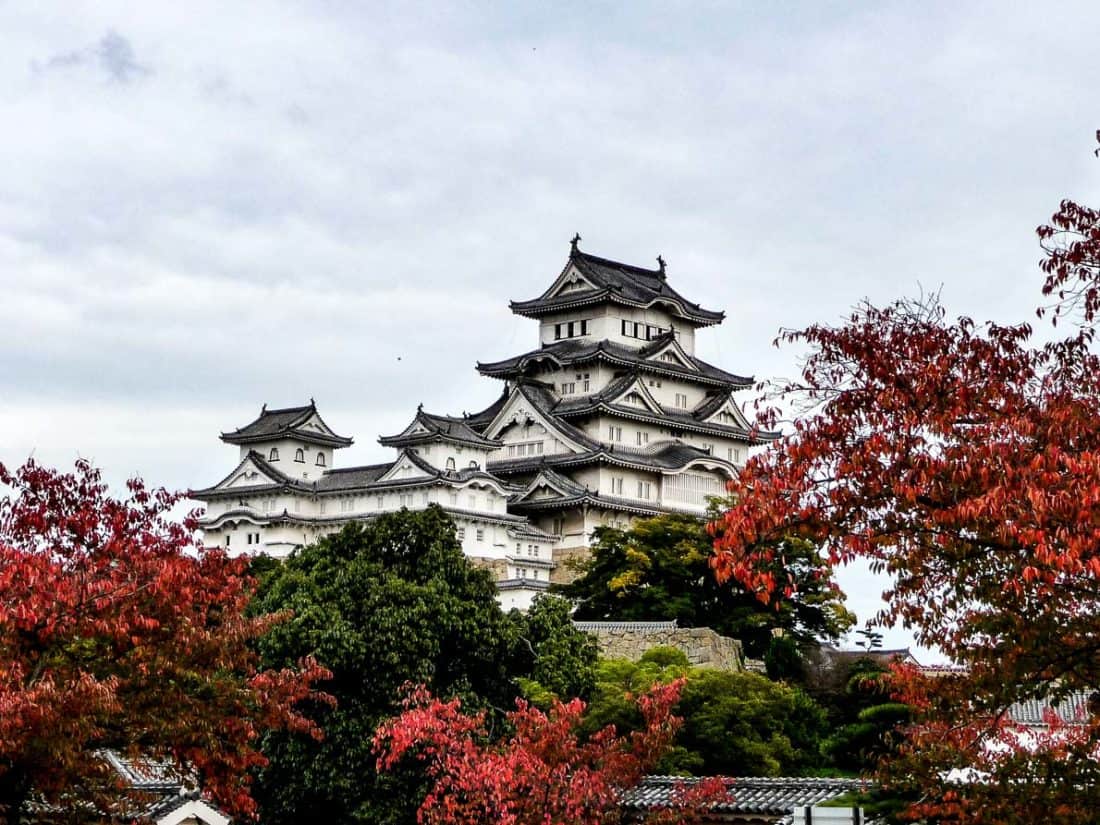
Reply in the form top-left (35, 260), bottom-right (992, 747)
top-left (636, 431), bottom-right (649, 446)
top-left (269, 447), bottom-right (280, 461)
top-left (315, 453), bottom-right (326, 467)
top-left (446, 457), bottom-right (456, 471)
top-left (637, 481), bottom-right (652, 499)
top-left (608, 426), bottom-right (622, 442)
top-left (225, 535), bottom-right (231, 547)
top-left (469, 460), bottom-right (478, 469)
top-left (476, 528), bottom-right (485, 542)
top-left (376, 495), bottom-right (384, 508)
top-left (457, 527), bottom-right (466, 540)
top-left (582, 373), bottom-right (591, 391)
top-left (612, 477), bottom-right (624, 494)
top-left (294, 448), bottom-right (305, 463)
top-left (561, 382), bottom-right (575, 395)
top-left (555, 323), bottom-right (563, 340)
top-left (675, 393), bottom-right (688, 409)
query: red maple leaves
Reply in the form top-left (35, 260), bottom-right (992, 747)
top-left (711, 135), bottom-right (1100, 821)
top-left (373, 679), bottom-right (729, 825)
top-left (0, 459), bottom-right (329, 821)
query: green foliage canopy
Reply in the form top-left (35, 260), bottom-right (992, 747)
top-left (584, 649), bottom-right (829, 777)
top-left (248, 507), bottom-right (595, 825)
top-left (556, 514), bottom-right (854, 657)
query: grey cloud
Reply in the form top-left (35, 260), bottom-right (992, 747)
top-left (33, 29), bottom-right (149, 83)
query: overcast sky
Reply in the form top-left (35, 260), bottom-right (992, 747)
top-left (2, 2), bottom-right (1099, 656)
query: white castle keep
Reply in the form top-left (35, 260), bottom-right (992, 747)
top-left (191, 238), bottom-right (773, 609)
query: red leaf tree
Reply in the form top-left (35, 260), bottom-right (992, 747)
top-left (711, 136), bottom-right (1100, 822)
top-left (373, 679), bottom-right (729, 825)
top-left (0, 459), bottom-right (330, 823)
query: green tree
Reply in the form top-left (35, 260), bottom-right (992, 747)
top-left (821, 658), bottom-right (911, 774)
top-left (509, 594), bottom-right (599, 704)
top-left (248, 507), bottom-right (592, 825)
top-left (556, 514), bottom-right (854, 658)
top-left (583, 649), bottom-right (829, 777)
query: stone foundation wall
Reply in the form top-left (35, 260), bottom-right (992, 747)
top-left (467, 556), bottom-right (508, 580)
top-left (575, 622), bottom-right (743, 671)
top-left (550, 544), bottom-right (590, 585)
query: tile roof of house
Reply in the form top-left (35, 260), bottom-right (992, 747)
top-left (623, 776), bottom-right (866, 816)
top-left (509, 246), bottom-right (725, 327)
top-left (477, 336), bottom-right (752, 388)
top-left (221, 401), bottom-right (353, 447)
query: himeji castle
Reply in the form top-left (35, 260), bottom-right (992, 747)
top-left (192, 238), bottom-right (774, 609)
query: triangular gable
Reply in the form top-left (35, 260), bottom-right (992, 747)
top-left (394, 413), bottom-right (434, 439)
top-left (377, 450), bottom-right (436, 482)
top-left (513, 469), bottom-right (588, 505)
top-left (645, 337), bottom-right (698, 372)
top-left (700, 397), bottom-right (752, 430)
top-left (605, 376), bottom-right (664, 415)
top-left (156, 798), bottom-right (231, 825)
top-left (213, 453), bottom-right (288, 491)
top-left (540, 262), bottom-right (599, 301)
top-left (482, 389), bottom-right (588, 454)
top-left (296, 411), bottom-right (340, 439)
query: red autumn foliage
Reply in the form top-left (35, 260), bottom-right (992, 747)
top-left (712, 134), bottom-right (1100, 822)
top-left (373, 679), bottom-right (730, 825)
top-left (0, 458), bottom-right (330, 823)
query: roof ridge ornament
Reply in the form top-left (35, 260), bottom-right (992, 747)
top-left (656, 255), bottom-right (666, 280)
top-left (570, 232), bottom-right (581, 253)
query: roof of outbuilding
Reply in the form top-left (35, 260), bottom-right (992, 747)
top-left (573, 620), bottom-right (678, 632)
top-left (623, 776), bottom-right (866, 816)
top-left (221, 401), bottom-right (353, 447)
top-left (509, 245), bottom-right (725, 327)
top-left (477, 336), bottom-right (752, 388)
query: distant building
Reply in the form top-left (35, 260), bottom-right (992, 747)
top-left (191, 239), bottom-right (773, 608)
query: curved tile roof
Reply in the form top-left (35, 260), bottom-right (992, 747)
top-left (510, 247), bottom-right (725, 327)
top-left (221, 401), bottom-right (353, 447)
top-left (379, 408), bottom-right (502, 448)
top-left (477, 337), bottom-right (752, 388)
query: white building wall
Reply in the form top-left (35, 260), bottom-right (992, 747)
top-left (413, 442), bottom-right (493, 472)
top-left (537, 306), bottom-right (696, 354)
top-left (239, 439), bottom-right (333, 479)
